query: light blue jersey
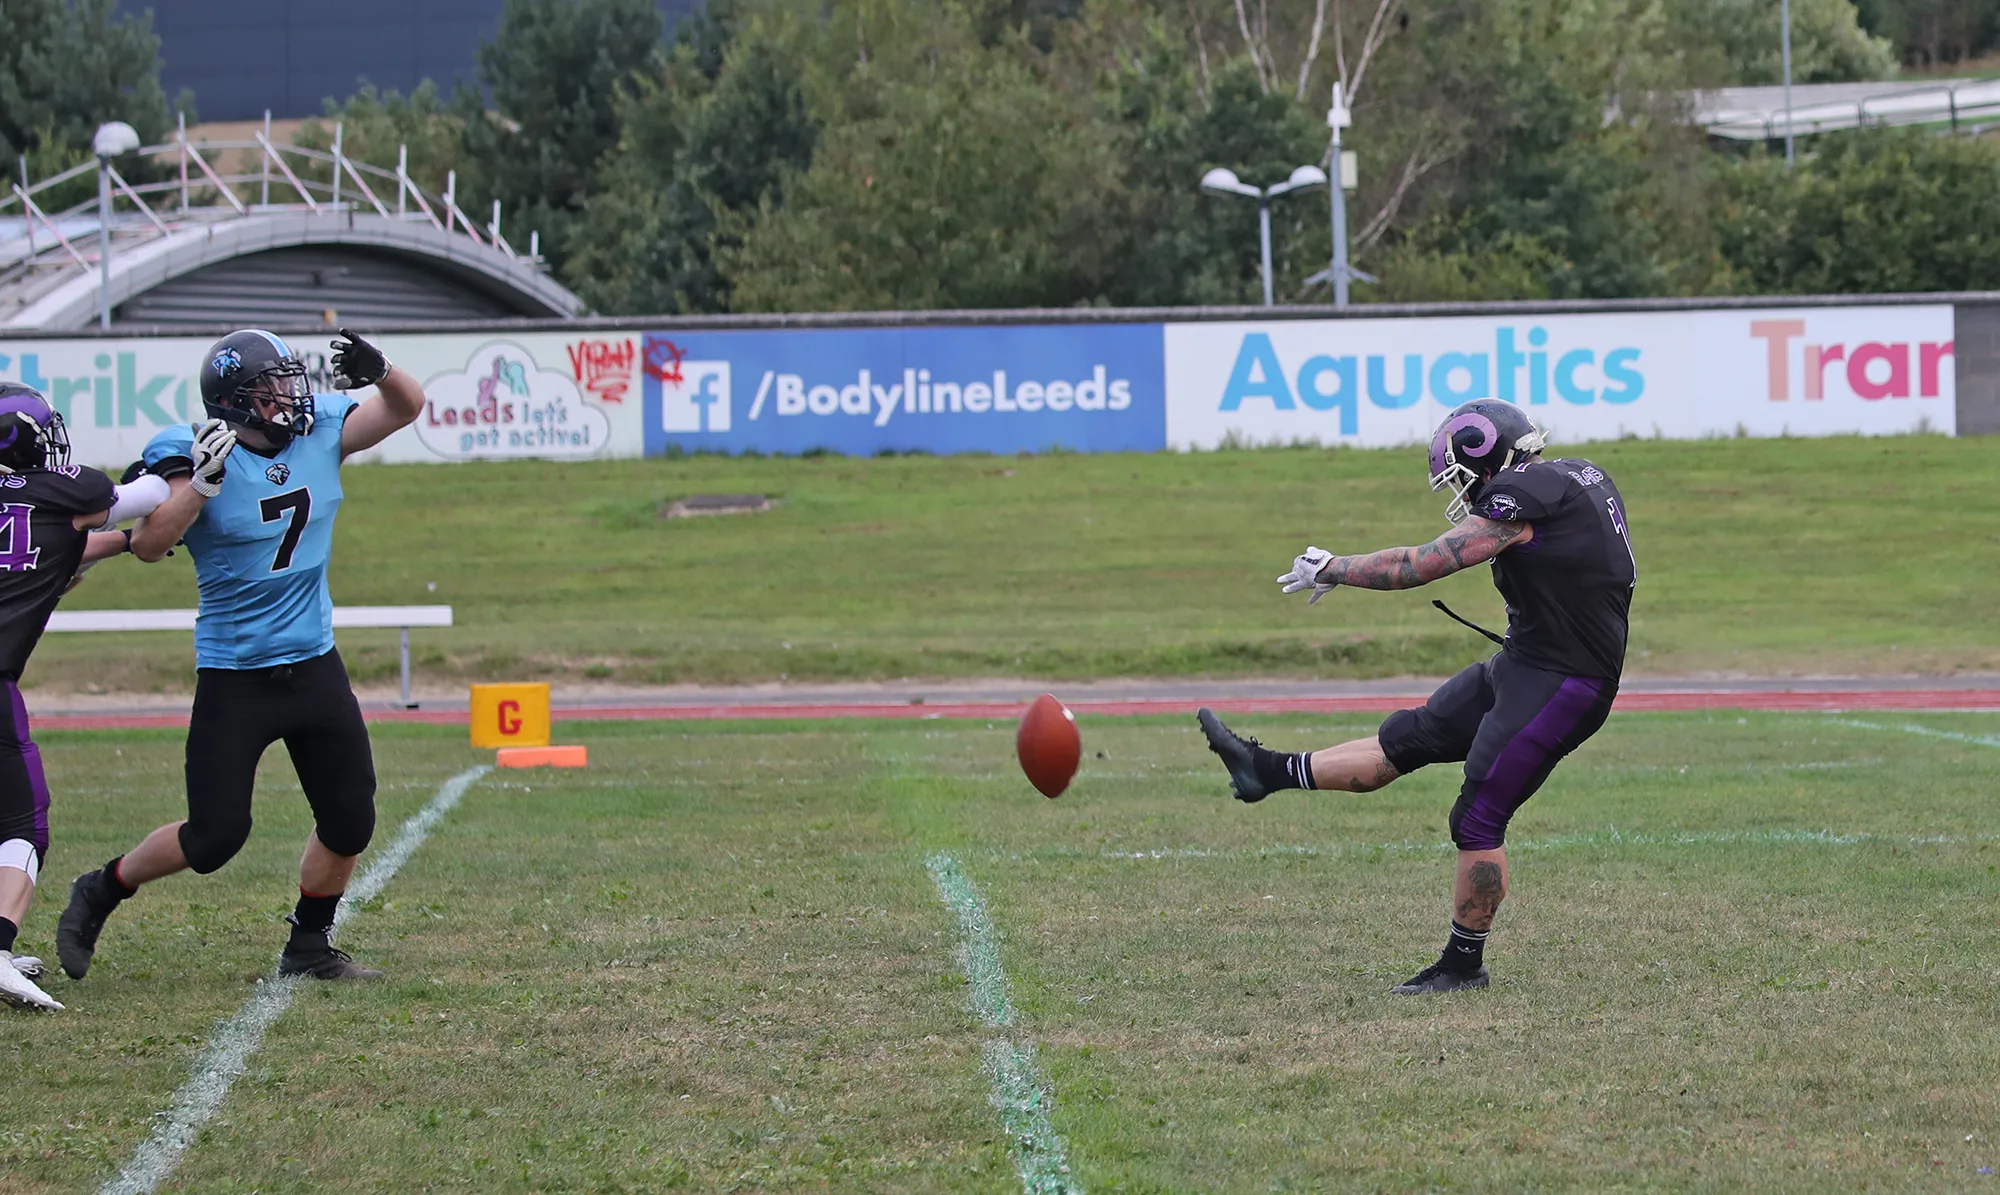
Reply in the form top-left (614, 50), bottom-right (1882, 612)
top-left (144, 393), bottom-right (356, 669)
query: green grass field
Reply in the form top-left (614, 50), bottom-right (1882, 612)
top-left (32, 434), bottom-right (2000, 695)
top-left (7, 709), bottom-right (2000, 1192)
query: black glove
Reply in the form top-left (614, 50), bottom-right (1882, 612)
top-left (330, 328), bottom-right (392, 391)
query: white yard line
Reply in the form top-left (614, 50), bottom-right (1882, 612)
top-left (984, 825), bottom-right (2000, 867)
top-left (1826, 717), bottom-right (2000, 749)
top-left (926, 852), bottom-right (1083, 1195)
top-left (99, 765), bottom-right (490, 1195)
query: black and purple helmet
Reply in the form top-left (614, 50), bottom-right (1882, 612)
top-left (1427, 399), bottom-right (1545, 524)
top-left (200, 329), bottom-right (314, 443)
top-left (0, 382), bottom-right (72, 474)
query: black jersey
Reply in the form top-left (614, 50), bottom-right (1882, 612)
top-left (1469, 457), bottom-right (1635, 680)
top-left (0, 466), bottom-right (114, 680)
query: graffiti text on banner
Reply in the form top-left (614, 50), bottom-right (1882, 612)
top-left (641, 325), bottom-right (1167, 456)
top-left (1163, 307), bottom-right (1955, 449)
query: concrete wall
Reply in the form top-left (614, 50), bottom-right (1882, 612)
top-left (1954, 302), bottom-right (2000, 435)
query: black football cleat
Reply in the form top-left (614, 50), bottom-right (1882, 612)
top-left (278, 936), bottom-right (385, 981)
top-left (56, 871), bottom-right (116, 980)
top-left (1197, 707), bottom-right (1269, 803)
top-left (1391, 961), bottom-right (1490, 995)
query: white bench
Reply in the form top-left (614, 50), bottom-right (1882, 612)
top-left (45, 605), bottom-right (454, 707)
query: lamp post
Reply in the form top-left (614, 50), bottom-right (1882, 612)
top-left (1329, 84), bottom-right (1352, 306)
top-left (1781, 0), bottom-right (1795, 167)
top-left (92, 121), bottom-right (141, 330)
top-left (1201, 164), bottom-right (1328, 306)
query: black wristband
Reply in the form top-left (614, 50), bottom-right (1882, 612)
top-left (121, 529), bottom-right (133, 552)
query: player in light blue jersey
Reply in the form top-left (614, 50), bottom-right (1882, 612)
top-left (57, 327), bottom-right (426, 984)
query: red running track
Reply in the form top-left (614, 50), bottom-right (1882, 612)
top-left (31, 688), bottom-right (2000, 731)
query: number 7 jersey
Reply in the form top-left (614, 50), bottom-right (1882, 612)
top-left (144, 393), bottom-right (355, 670)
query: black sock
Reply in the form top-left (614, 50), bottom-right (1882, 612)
top-left (95, 856), bottom-right (137, 905)
top-left (1442, 921), bottom-right (1489, 973)
top-left (0, 916), bottom-right (16, 953)
top-left (1250, 746), bottom-right (1317, 792)
top-left (289, 890), bottom-right (341, 943)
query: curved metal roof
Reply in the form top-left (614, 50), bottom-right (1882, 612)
top-left (0, 125), bottom-right (583, 331)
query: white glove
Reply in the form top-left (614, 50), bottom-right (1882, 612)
top-left (1277, 546), bottom-right (1336, 605)
top-left (189, 418), bottom-right (236, 498)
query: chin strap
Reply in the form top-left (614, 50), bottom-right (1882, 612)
top-left (1432, 600), bottom-right (1505, 646)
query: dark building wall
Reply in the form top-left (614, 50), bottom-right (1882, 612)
top-left (134, 0), bottom-right (697, 122)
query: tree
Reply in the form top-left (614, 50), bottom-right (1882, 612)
top-left (1674, 0), bottom-right (1898, 83)
top-left (1715, 128), bottom-right (2000, 294)
top-left (457, 0), bottom-right (665, 271)
top-left (295, 81), bottom-right (465, 199)
top-left (1276, 0), bottom-right (1725, 302)
top-left (0, 0), bottom-right (188, 182)
top-left (723, 0), bottom-right (1122, 311)
top-left (566, 21), bottom-right (818, 314)
top-left (1855, 0), bottom-right (2000, 67)
top-left (1093, 46), bottom-right (1331, 305)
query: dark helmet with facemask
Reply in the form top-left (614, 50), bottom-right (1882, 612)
top-left (1427, 399), bottom-right (1545, 524)
top-left (200, 330), bottom-right (315, 444)
top-left (0, 382), bottom-right (73, 473)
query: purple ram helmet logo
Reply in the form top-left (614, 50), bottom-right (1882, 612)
top-left (1429, 411), bottom-right (1499, 478)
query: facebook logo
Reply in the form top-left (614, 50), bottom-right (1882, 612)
top-left (659, 361), bottom-right (731, 433)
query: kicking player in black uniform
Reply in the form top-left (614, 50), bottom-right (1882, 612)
top-left (0, 383), bottom-right (169, 1010)
top-left (1199, 399), bottom-right (1637, 994)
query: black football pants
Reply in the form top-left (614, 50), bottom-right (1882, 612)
top-left (178, 648), bottom-right (377, 874)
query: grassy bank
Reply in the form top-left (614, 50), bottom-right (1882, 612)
top-left (32, 434), bottom-right (1998, 693)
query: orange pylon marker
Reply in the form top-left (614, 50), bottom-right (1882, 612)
top-left (496, 745), bottom-right (588, 768)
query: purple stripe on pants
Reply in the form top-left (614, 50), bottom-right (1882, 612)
top-left (7, 680), bottom-right (49, 858)
top-left (1456, 675), bottom-right (1605, 851)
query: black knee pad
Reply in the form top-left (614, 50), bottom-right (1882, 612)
top-left (179, 813), bottom-right (252, 875)
top-left (1378, 707), bottom-right (1449, 776)
top-left (314, 788), bottom-right (376, 858)
top-left (1446, 788), bottom-right (1507, 851)
top-left (0, 805), bottom-right (40, 859)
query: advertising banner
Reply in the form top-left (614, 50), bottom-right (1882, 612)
top-left (0, 304), bottom-right (1955, 468)
top-left (640, 324), bottom-right (1167, 456)
top-left (1164, 306), bottom-right (1955, 449)
top-left (370, 332), bottom-right (644, 464)
top-left (0, 330), bottom-right (648, 468)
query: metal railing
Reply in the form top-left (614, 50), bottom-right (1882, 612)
top-left (1700, 78), bottom-right (2000, 142)
top-left (1, 111), bottom-right (543, 311)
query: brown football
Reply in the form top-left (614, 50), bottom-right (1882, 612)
top-left (1016, 693), bottom-right (1081, 799)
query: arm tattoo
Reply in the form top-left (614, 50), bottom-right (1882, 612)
top-left (1319, 517), bottom-right (1531, 591)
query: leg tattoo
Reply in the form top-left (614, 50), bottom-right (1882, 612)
top-left (1456, 859), bottom-right (1505, 930)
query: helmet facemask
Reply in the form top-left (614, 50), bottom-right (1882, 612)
top-left (225, 360), bottom-right (316, 445)
top-left (0, 392), bottom-right (70, 474)
top-left (1429, 454), bottom-right (1483, 526)
top-left (40, 408), bottom-right (71, 469)
top-left (1428, 422), bottom-right (1545, 524)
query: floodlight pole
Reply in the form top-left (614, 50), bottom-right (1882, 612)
top-left (1258, 196), bottom-right (1276, 306)
top-left (1203, 166), bottom-right (1327, 307)
top-left (1328, 83), bottom-right (1353, 308)
top-left (91, 122), bottom-right (140, 329)
top-left (1781, 0), bottom-right (1795, 167)
top-left (97, 157), bottom-right (112, 329)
